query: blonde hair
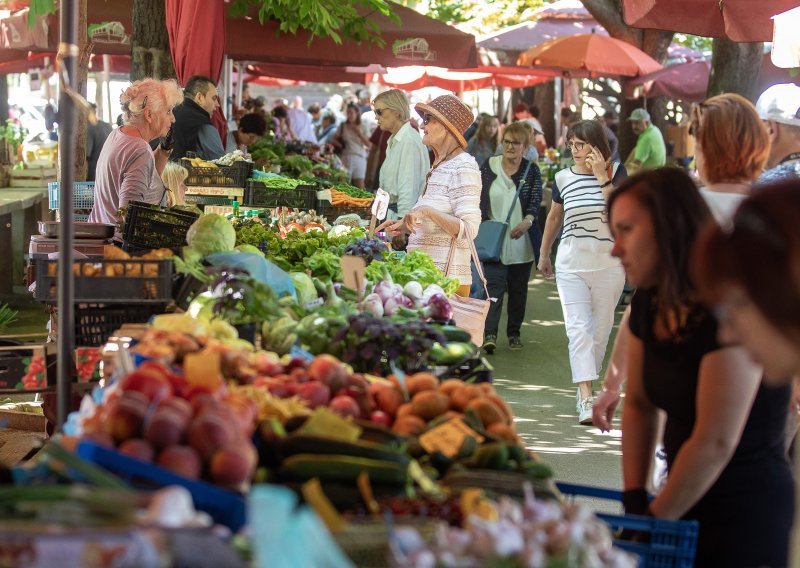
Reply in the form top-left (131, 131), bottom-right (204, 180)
top-left (691, 93), bottom-right (770, 184)
top-left (121, 78), bottom-right (183, 127)
top-left (373, 89), bottom-right (410, 122)
top-left (503, 121), bottom-right (533, 148)
top-left (161, 162), bottom-right (188, 207)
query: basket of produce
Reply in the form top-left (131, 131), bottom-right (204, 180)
top-left (317, 184), bottom-right (374, 220)
top-left (243, 177), bottom-right (317, 209)
top-left (183, 154), bottom-right (253, 188)
top-left (183, 194), bottom-right (234, 207)
top-left (48, 181), bottom-right (95, 210)
top-left (34, 248), bottom-right (175, 304)
top-left (121, 201), bottom-right (200, 251)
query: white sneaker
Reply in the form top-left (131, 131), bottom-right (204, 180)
top-left (578, 398), bottom-right (594, 425)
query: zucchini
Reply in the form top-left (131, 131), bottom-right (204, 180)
top-left (280, 435), bottom-right (409, 465)
top-left (279, 454), bottom-right (410, 486)
top-left (437, 325), bottom-right (472, 343)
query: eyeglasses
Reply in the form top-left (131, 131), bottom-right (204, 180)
top-left (140, 96), bottom-right (148, 111)
top-left (502, 139), bottom-right (522, 147)
top-left (567, 140), bottom-right (586, 152)
top-left (374, 107), bottom-right (390, 117)
top-left (422, 114), bottom-right (433, 125)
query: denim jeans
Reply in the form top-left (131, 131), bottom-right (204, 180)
top-left (482, 261), bottom-right (534, 338)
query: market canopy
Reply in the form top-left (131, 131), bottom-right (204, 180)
top-left (0, 0), bottom-right (478, 69)
top-left (626, 60), bottom-right (711, 101)
top-left (621, 0), bottom-right (800, 42)
top-left (378, 66), bottom-right (555, 91)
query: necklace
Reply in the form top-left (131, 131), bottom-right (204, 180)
top-left (124, 124), bottom-right (146, 139)
top-left (432, 145), bottom-right (462, 169)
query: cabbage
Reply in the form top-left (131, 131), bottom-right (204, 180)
top-left (186, 214), bottom-right (236, 256)
top-left (290, 272), bottom-right (318, 306)
top-left (235, 244), bottom-right (265, 257)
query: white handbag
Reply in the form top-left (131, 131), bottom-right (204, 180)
top-left (444, 223), bottom-right (494, 346)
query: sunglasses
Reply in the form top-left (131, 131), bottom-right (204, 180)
top-left (374, 107), bottom-right (390, 117)
top-left (422, 114), bottom-right (433, 125)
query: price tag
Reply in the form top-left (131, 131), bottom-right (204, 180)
top-left (419, 418), bottom-right (484, 458)
top-left (372, 188), bottom-right (390, 221)
top-left (340, 255), bottom-right (366, 294)
top-left (303, 297), bottom-right (324, 309)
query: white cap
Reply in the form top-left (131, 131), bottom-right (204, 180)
top-left (756, 83), bottom-right (800, 127)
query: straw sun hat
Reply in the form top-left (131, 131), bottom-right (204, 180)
top-left (414, 95), bottom-right (474, 149)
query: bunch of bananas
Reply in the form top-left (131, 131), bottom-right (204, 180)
top-left (183, 156), bottom-right (218, 169)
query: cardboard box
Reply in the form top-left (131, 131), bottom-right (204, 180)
top-left (665, 124), bottom-right (695, 158)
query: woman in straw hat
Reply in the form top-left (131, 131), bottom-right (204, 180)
top-left (377, 94), bottom-right (481, 297)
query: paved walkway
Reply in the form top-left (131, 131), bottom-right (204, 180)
top-left (488, 275), bottom-right (626, 494)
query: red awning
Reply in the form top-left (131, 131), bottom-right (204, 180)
top-left (621, 0), bottom-right (799, 42)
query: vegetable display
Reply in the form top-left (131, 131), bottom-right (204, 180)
top-left (366, 251), bottom-right (460, 296)
top-left (186, 213), bottom-right (236, 257)
top-left (343, 238), bottom-right (389, 265)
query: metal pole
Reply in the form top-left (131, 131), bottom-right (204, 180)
top-left (57, 0), bottom-right (78, 429)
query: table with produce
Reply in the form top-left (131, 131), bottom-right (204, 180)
top-left (5, 188), bottom-right (657, 568)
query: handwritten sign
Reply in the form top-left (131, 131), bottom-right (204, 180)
top-left (419, 418), bottom-right (484, 458)
top-left (340, 255), bottom-right (366, 294)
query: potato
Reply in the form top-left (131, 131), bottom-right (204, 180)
top-left (406, 372), bottom-right (438, 397)
top-left (449, 384), bottom-right (482, 411)
top-left (465, 398), bottom-right (506, 427)
top-left (410, 390), bottom-right (449, 421)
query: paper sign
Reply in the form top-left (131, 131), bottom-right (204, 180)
top-left (419, 418), bottom-right (484, 458)
top-left (340, 255), bottom-right (366, 294)
top-left (372, 188), bottom-right (390, 221)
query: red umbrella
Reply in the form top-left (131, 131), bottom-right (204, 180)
top-left (517, 34), bottom-right (662, 77)
top-left (621, 0), bottom-right (799, 42)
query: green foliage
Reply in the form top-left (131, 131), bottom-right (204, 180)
top-left (0, 303), bottom-right (17, 330)
top-left (227, 0), bottom-right (400, 47)
top-left (672, 33), bottom-right (713, 55)
top-left (25, 0), bottom-right (55, 28)
top-left (425, 0), bottom-right (546, 31)
top-left (0, 121), bottom-right (27, 155)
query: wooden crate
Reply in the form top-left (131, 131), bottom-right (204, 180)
top-left (9, 166), bottom-right (57, 188)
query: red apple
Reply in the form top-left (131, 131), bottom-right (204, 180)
top-left (369, 410), bottom-right (393, 428)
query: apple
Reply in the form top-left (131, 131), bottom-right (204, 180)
top-left (328, 395), bottom-right (361, 419)
top-left (295, 382), bottom-right (331, 409)
top-left (369, 410), bottom-right (393, 428)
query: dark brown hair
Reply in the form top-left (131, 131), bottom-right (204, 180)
top-left (346, 102), bottom-right (362, 125)
top-left (693, 179), bottom-right (800, 346)
top-left (567, 119), bottom-right (612, 161)
top-left (609, 167), bottom-right (712, 325)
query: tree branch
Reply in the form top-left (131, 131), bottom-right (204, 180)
top-left (581, 0), bottom-right (641, 45)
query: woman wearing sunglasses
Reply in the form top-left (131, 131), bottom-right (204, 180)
top-left (377, 94), bottom-right (481, 298)
top-left (372, 89), bottom-right (430, 220)
top-left (538, 119), bottom-right (627, 424)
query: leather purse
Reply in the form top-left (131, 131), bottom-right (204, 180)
top-left (474, 161), bottom-right (532, 263)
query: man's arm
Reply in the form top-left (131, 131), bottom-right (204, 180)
top-left (197, 124), bottom-right (226, 160)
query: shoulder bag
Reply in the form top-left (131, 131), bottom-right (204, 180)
top-left (474, 160), bottom-right (532, 262)
top-left (444, 223), bottom-right (495, 346)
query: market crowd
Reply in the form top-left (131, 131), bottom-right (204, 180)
top-left (83, 70), bottom-right (800, 566)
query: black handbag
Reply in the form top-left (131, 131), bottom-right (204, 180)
top-left (474, 161), bottom-right (532, 262)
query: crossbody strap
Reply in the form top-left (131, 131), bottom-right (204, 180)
top-left (503, 160), bottom-right (533, 225)
top-left (444, 221), bottom-right (492, 299)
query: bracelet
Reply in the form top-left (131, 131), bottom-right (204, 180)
top-left (600, 180), bottom-right (613, 189)
top-left (526, 217), bottom-right (534, 227)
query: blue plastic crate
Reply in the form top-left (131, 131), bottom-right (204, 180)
top-left (48, 181), bottom-right (95, 210)
top-left (556, 482), bottom-right (698, 568)
top-left (76, 440), bottom-right (247, 532)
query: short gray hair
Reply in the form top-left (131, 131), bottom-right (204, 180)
top-left (373, 89), bottom-right (410, 122)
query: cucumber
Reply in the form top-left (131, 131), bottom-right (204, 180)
top-left (474, 442), bottom-right (509, 470)
top-left (437, 325), bottom-right (472, 343)
top-left (279, 454), bottom-right (410, 486)
top-left (280, 435), bottom-right (409, 465)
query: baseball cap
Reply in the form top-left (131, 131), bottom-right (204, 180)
top-left (756, 83), bottom-right (800, 127)
top-left (628, 108), bottom-right (650, 122)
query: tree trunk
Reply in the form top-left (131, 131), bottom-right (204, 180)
top-left (0, 76), bottom-right (8, 129)
top-left (707, 39), bottom-right (763, 102)
top-left (73, 0), bottom-right (89, 182)
top-left (580, 0), bottom-right (674, 160)
top-left (131, 0), bottom-right (176, 82)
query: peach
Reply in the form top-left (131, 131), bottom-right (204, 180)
top-left (119, 370), bottom-right (173, 402)
top-left (157, 397), bottom-right (193, 423)
top-left (307, 354), bottom-right (348, 393)
top-left (295, 382), bottom-right (331, 409)
top-left (118, 438), bottom-right (155, 462)
top-left (209, 445), bottom-right (256, 486)
top-left (104, 391), bottom-right (149, 442)
top-left (156, 445), bottom-right (202, 479)
top-left (328, 395), bottom-right (361, 419)
top-left (144, 408), bottom-right (188, 449)
top-left (186, 412), bottom-right (236, 459)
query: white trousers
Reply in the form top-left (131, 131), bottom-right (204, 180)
top-left (556, 266), bottom-right (626, 383)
